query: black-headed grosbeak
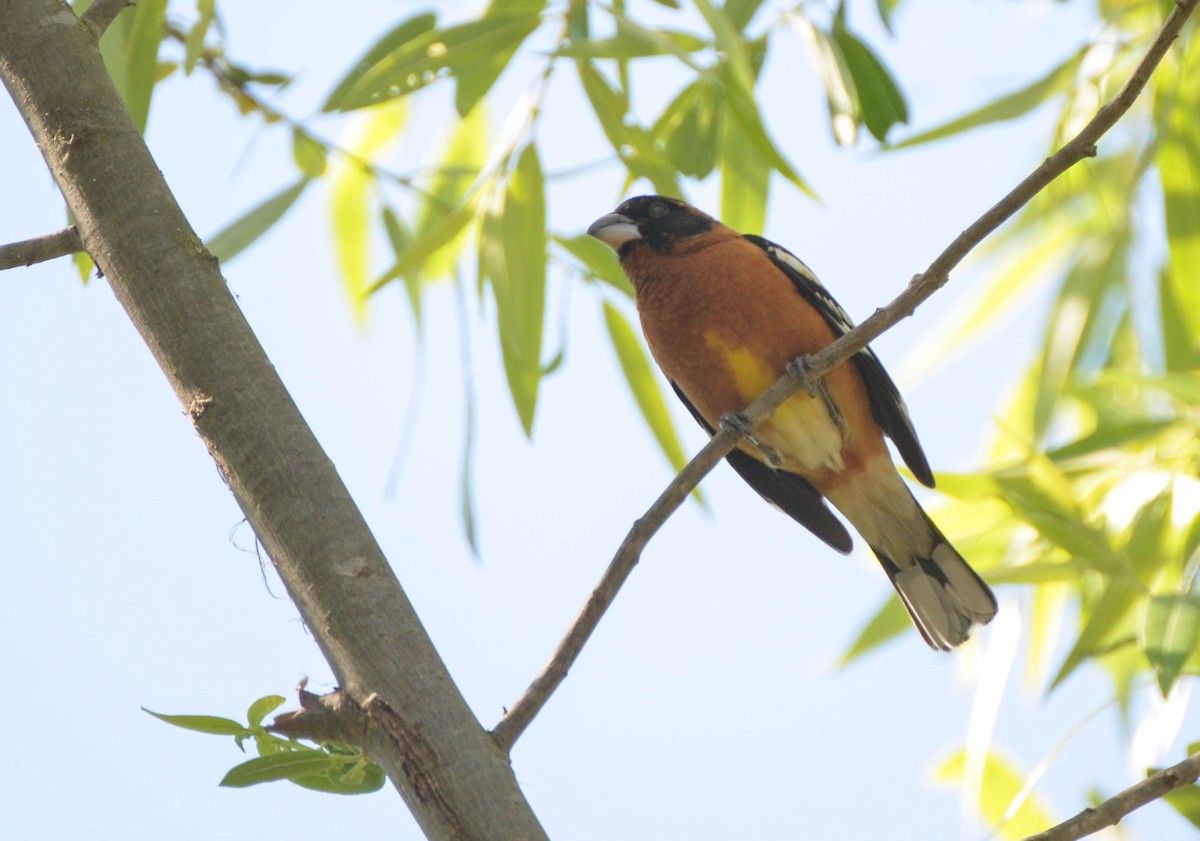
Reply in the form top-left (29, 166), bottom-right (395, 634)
top-left (588, 195), bottom-right (996, 650)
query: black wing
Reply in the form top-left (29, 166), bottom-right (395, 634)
top-left (670, 382), bottom-right (853, 554)
top-left (744, 234), bottom-right (935, 488)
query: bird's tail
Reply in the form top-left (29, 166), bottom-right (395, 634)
top-left (830, 470), bottom-right (997, 650)
top-left (868, 505), bottom-right (997, 650)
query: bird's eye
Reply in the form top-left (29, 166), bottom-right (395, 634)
top-left (648, 202), bottom-right (669, 219)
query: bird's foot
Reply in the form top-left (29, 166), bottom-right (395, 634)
top-left (786, 355), bottom-right (845, 430)
top-left (719, 411), bottom-right (782, 467)
top-left (786, 355), bottom-right (819, 395)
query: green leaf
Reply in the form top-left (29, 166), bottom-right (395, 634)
top-left (323, 13), bottom-right (541, 113)
top-left (480, 145), bottom-right (547, 435)
top-left (791, 15), bottom-right (858, 146)
top-left (322, 12), bottom-right (439, 111)
top-left (330, 103), bottom-right (408, 315)
top-left (651, 78), bottom-right (722, 179)
top-left (369, 199), bottom-right (478, 297)
top-left (1143, 594), bottom-right (1200, 696)
top-left (829, 19), bottom-right (908, 142)
top-left (291, 757), bottom-right (387, 795)
top-left (554, 234), bottom-right (634, 297)
top-left (933, 749), bottom-right (1056, 839)
top-left (381, 207), bottom-right (422, 327)
top-left (247, 695), bottom-right (286, 729)
top-left (1124, 488), bottom-right (1172, 583)
top-left (1165, 783), bottom-right (1200, 829)
top-left (892, 45), bottom-right (1087, 149)
top-left (838, 596), bottom-right (910, 666)
top-left (183, 0), bottom-right (216, 75)
top-left (602, 302), bottom-right (690, 477)
top-left (724, 0), bottom-right (768, 31)
top-left (576, 61), bottom-right (681, 195)
top-left (874, 0), bottom-right (902, 35)
top-left (454, 1), bottom-right (547, 116)
top-left (292, 129), bottom-right (328, 178)
top-left (220, 750), bottom-right (343, 788)
top-left (720, 96), bottom-right (770, 235)
top-left (718, 63), bottom-right (814, 196)
top-left (1049, 579), bottom-right (1142, 691)
top-left (555, 26), bottom-right (706, 60)
top-left (123, 0), bottom-right (169, 132)
top-left (207, 178), bottom-right (309, 263)
top-left (1160, 267), bottom-right (1200, 372)
top-left (1157, 50), bottom-right (1200, 352)
top-left (413, 105), bottom-right (488, 282)
top-left (143, 708), bottom-right (251, 737)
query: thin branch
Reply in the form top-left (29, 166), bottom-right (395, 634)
top-left (1019, 751), bottom-right (1200, 841)
top-left (80, 0), bottom-right (132, 40)
top-left (490, 0), bottom-right (1200, 754)
top-left (0, 226), bottom-right (81, 269)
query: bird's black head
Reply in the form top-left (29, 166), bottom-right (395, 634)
top-left (587, 195), bottom-right (715, 258)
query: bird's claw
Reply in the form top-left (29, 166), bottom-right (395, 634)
top-left (719, 411), bottom-right (782, 467)
top-left (787, 355), bottom-right (845, 430)
top-left (786, 355), bottom-right (819, 396)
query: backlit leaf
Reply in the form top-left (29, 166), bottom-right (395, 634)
top-left (555, 234), bottom-right (634, 297)
top-left (207, 178), bottom-right (309, 263)
top-left (143, 708), bottom-right (250, 736)
top-left (934, 749), bottom-right (1056, 838)
top-left (839, 596), bottom-right (910, 666)
top-left (1142, 593), bottom-right (1200, 696)
top-left (892, 45), bottom-right (1088, 149)
top-left (480, 145), bottom-right (546, 435)
top-left (830, 17), bottom-right (908, 142)
top-left (123, 0), bottom-right (169, 132)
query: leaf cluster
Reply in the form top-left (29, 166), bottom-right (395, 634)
top-left (144, 696), bottom-right (385, 795)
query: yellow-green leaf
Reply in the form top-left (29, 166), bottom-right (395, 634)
top-left (1156, 46), bottom-right (1200, 332)
top-left (322, 12), bottom-right (439, 111)
top-left (838, 596), bottom-right (910, 666)
top-left (892, 45), bottom-right (1087, 149)
top-left (414, 105), bottom-right (488, 282)
top-left (1143, 593), bottom-right (1200, 696)
top-left (183, 0), bottom-right (216, 75)
top-left (1049, 579), bottom-right (1142, 691)
top-left (292, 129), bottom-right (328, 178)
top-left (480, 145), bottom-right (546, 435)
top-left (830, 17), bottom-right (908, 142)
top-left (933, 749), bottom-right (1056, 839)
top-left (123, 0), bottom-right (168, 132)
top-left (555, 233), bottom-right (634, 297)
top-left (207, 178), bottom-right (309, 263)
top-left (330, 103), bottom-right (408, 316)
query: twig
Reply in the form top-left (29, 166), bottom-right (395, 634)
top-left (80, 0), bottom-right (132, 40)
top-left (1018, 751), bottom-right (1200, 841)
top-left (0, 226), bottom-right (82, 269)
top-left (490, 0), bottom-right (1200, 754)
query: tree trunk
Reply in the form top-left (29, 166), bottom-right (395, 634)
top-left (0, 3), bottom-right (547, 838)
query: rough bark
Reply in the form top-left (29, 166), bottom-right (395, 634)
top-left (0, 3), bottom-right (547, 839)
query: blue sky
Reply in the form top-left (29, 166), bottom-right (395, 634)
top-left (3, 1), bottom-right (1196, 839)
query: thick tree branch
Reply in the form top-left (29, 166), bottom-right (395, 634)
top-left (491, 0), bottom-right (1200, 754)
top-left (0, 4), bottom-right (546, 839)
top-left (1019, 751), bottom-right (1200, 841)
top-left (0, 226), bottom-right (82, 269)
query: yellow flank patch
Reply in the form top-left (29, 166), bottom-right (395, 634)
top-left (703, 332), bottom-right (845, 473)
top-left (703, 332), bottom-right (775, 400)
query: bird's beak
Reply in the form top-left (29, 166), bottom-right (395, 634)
top-left (587, 212), bottom-right (641, 252)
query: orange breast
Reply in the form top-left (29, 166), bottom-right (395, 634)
top-left (626, 233), bottom-right (888, 486)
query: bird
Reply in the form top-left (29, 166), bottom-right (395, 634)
top-left (587, 195), bottom-right (997, 650)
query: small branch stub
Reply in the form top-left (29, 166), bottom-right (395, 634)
top-left (0, 226), bottom-right (82, 269)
